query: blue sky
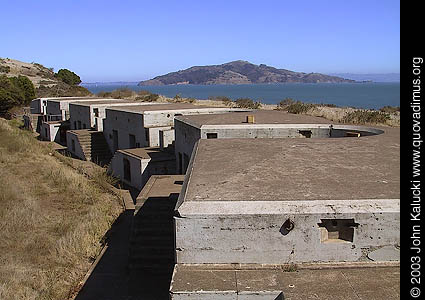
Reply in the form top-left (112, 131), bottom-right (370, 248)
top-left (1, 0), bottom-right (400, 82)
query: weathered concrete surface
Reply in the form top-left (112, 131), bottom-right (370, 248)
top-left (135, 174), bottom-right (185, 213)
top-left (109, 147), bottom-right (176, 191)
top-left (175, 128), bottom-right (399, 263)
top-left (182, 129), bottom-right (399, 202)
top-left (174, 110), bottom-right (385, 172)
top-left (175, 200), bottom-right (399, 263)
top-left (170, 264), bottom-right (400, 299)
top-left (69, 100), bottom-right (164, 131)
top-left (367, 245), bottom-right (400, 261)
top-left (103, 104), bottom-right (250, 151)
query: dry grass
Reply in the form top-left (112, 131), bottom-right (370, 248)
top-left (0, 119), bottom-right (123, 300)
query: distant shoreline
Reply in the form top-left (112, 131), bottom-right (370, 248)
top-left (81, 82), bottom-right (400, 110)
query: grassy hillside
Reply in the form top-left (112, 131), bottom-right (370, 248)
top-left (0, 118), bottom-right (123, 300)
top-left (0, 58), bottom-right (91, 98)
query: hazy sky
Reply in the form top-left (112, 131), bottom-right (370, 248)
top-left (1, 0), bottom-right (400, 82)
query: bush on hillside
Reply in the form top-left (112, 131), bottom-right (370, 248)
top-left (277, 98), bottom-right (315, 114)
top-left (55, 69), bottom-right (82, 85)
top-left (136, 93), bottom-right (159, 102)
top-left (342, 110), bottom-right (390, 124)
top-left (0, 75), bottom-right (35, 114)
top-left (277, 98), bottom-right (295, 110)
top-left (110, 88), bottom-right (134, 99)
top-left (36, 83), bottom-right (92, 98)
top-left (0, 65), bottom-right (10, 73)
top-left (209, 96), bottom-right (233, 106)
top-left (380, 105), bottom-right (400, 113)
top-left (235, 98), bottom-right (261, 109)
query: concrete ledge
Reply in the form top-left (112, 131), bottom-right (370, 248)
top-left (175, 199), bottom-right (399, 263)
top-left (178, 199), bottom-right (399, 215)
top-left (170, 264), bottom-right (400, 299)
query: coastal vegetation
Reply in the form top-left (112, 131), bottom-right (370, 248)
top-left (341, 110), bottom-right (391, 124)
top-left (0, 58), bottom-right (92, 100)
top-left (276, 98), bottom-right (399, 126)
top-left (234, 98), bottom-right (262, 109)
top-left (55, 68), bottom-right (82, 85)
top-left (96, 88), bottom-right (161, 102)
top-left (0, 74), bottom-right (35, 115)
top-left (0, 118), bottom-right (123, 300)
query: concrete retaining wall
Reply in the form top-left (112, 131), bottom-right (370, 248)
top-left (160, 128), bottom-right (175, 150)
top-left (109, 150), bottom-right (176, 190)
top-left (103, 109), bottom-right (146, 151)
top-left (66, 131), bottom-right (87, 160)
top-left (174, 121), bottom-right (385, 174)
top-left (175, 199), bottom-right (399, 264)
top-left (69, 104), bottom-right (91, 130)
top-left (40, 122), bottom-right (61, 142)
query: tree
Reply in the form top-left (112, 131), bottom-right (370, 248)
top-left (55, 69), bottom-right (81, 85)
top-left (9, 75), bottom-right (35, 104)
top-left (0, 75), bottom-right (35, 113)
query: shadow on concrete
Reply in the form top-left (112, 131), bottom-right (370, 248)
top-left (74, 195), bottom-right (177, 300)
top-left (128, 194), bottom-right (179, 300)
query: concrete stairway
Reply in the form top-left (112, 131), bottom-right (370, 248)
top-left (75, 130), bottom-right (112, 166)
top-left (129, 195), bottom-right (177, 276)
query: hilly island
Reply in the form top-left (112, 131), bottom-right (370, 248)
top-left (138, 60), bottom-right (355, 85)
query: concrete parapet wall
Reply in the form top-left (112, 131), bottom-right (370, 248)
top-left (175, 199), bottom-right (399, 264)
top-left (160, 128), bottom-right (175, 150)
top-left (109, 150), bottom-right (146, 189)
top-left (174, 119), bottom-right (386, 175)
top-left (66, 131), bottom-right (87, 160)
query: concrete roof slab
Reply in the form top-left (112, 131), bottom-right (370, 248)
top-left (176, 110), bottom-right (331, 126)
top-left (184, 128), bottom-right (399, 202)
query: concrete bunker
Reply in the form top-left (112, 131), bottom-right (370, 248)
top-left (174, 110), bottom-right (386, 174)
top-left (174, 131), bottom-right (400, 264)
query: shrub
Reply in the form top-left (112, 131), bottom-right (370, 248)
top-left (282, 100), bottom-right (315, 114)
top-left (342, 110), bottom-right (390, 124)
top-left (55, 69), bottom-right (82, 85)
top-left (318, 103), bottom-right (337, 108)
top-left (142, 93), bottom-right (160, 102)
top-left (137, 90), bottom-right (152, 96)
top-left (0, 65), bottom-right (10, 73)
top-left (173, 94), bottom-right (183, 102)
top-left (109, 88), bottom-right (134, 99)
top-left (9, 75), bottom-right (35, 103)
top-left (277, 98), bottom-right (295, 110)
top-left (380, 105), bottom-right (400, 113)
top-left (235, 98), bottom-right (261, 109)
top-left (0, 75), bottom-right (35, 114)
top-left (36, 82), bottom-right (91, 98)
top-left (96, 91), bottom-right (112, 98)
top-left (209, 96), bottom-right (233, 106)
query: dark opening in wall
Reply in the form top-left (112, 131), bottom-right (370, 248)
top-left (299, 130), bottom-right (312, 138)
top-left (71, 139), bottom-right (75, 152)
top-left (123, 158), bottom-right (131, 182)
top-left (178, 152), bottom-right (183, 174)
top-left (345, 131), bottom-right (361, 137)
top-left (129, 134), bottom-right (136, 148)
top-left (183, 153), bottom-right (190, 173)
top-left (206, 133), bottom-right (218, 139)
top-left (318, 219), bottom-right (359, 243)
top-left (145, 128), bottom-right (150, 143)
